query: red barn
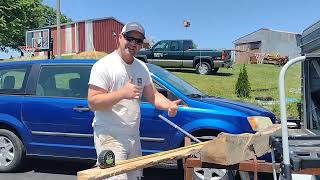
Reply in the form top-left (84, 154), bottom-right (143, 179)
top-left (27, 17), bottom-right (124, 56)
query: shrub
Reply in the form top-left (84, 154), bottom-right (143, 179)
top-left (235, 64), bottom-right (251, 98)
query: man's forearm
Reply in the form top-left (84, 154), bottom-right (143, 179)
top-left (153, 92), bottom-right (172, 110)
top-left (88, 91), bottom-right (124, 111)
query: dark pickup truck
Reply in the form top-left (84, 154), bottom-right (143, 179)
top-left (135, 39), bottom-right (232, 75)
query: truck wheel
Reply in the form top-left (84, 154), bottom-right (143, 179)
top-left (196, 62), bottom-right (211, 75)
top-left (212, 67), bottom-right (219, 74)
top-left (0, 129), bottom-right (25, 172)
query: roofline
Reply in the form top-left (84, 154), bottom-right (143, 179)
top-left (233, 28), bottom-right (266, 44)
top-left (233, 28), bottom-right (300, 44)
top-left (302, 19), bottom-right (320, 37)
top-left (267, 28), bottom-right (300, 35)
top-left (26, 16), bottom-right (124, 31)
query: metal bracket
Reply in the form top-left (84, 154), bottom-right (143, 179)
top-left (280, 163), bottom-right (292, 180)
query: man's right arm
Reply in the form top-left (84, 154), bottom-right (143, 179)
top-left (88, 85), bottom-right (124, 111)
top-left (87, 80), bottom-right (141, 111)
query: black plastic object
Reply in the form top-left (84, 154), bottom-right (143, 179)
top-left (270, 135), bottom-right (320, 172)
top-left (98, 150), bottom-right (115, 169)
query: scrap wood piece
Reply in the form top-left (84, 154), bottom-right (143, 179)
top-left (200, 124), bottom-right (281, 165)
top-left (77, 141), bottom-right (208, 180)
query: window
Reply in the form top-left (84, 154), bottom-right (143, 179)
top-left (147, 64), bottom-right (205, 96)
top-left (141, 81), bottom-right (179, 102)
top-left (0, 66), bottom-right (29, 94)
top-left (153, 41), bottom-right (170, 51)
top-left (170, 41), bottom-right (179, 51)
top-left (183, 40), bottom-right (195, 50)
top-left (36, 65), bottom-right (91, 98)
top-left (249, 41), bottom-right (261, 50)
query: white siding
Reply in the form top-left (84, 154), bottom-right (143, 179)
top-left (65, 24), bottom-right (72, 54)
top-left (85, 21), bottom-right (93, 51)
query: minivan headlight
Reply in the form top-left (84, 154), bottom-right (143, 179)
top-left (247, 116), bottom-right (273, 131)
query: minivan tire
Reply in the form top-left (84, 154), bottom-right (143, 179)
top-left (0, 129), bottom-right (25, 172)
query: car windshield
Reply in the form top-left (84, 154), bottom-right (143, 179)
top-left (146, 64), bottom-right (207, 97)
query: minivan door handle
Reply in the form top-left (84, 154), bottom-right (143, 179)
top-left (73, 106), bottom-right (90, 112)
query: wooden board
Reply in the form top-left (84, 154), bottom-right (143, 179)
top-left (78, 124), bottom-right (281, 179)
top-left (77, 141), bottom-right (208, 180)
top-left (200, 124), bottom-right (281, 165)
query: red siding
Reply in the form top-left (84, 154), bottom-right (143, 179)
top-left (93, 19), bottom-right (123, 53)
top-left (61, 26), bottom-right (66, 54)
top-left (51, 27), bottom-right (57, 55)
top-left (37, 17), bottom-right (123, 56)
top-left (50, 26), bottom-right (66, 55)
top-left (78, 22), bottom-right (86, 52)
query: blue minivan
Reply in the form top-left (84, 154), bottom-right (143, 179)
top-left (0, 59), bottom-right (276, 173)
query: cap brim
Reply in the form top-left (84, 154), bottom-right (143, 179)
top-left (123, 31), bottom-right (145, 39)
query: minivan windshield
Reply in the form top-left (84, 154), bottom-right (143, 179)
top-left (146, 64), bottom-right (207, 97)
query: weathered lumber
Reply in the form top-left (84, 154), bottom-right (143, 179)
top-left (78, 124), bottom-right (281, 179)
top-left (200, 124), bottom-right (281, 165)
top-left (77, 141), bottom-right (208, 180)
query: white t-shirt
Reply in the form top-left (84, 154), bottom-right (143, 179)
top-left (89, 51), bottom-right (152, 135)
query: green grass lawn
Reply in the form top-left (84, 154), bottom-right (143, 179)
top-left (169, 63), bottom-right (302, 119)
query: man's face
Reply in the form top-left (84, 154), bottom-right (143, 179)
top-left (119, 31), bottom-right (144, 56)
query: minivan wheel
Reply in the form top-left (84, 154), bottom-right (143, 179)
top-left (191, 135), bottom-right (229, 180)
top-left (193, 168), bottom-right (229, 180)
top-left (0, 129), bottom-right (25, 172)
top-left (196, 62), bottom-right (212, 75)
top-left (180, 132), bottom-right (248, 180)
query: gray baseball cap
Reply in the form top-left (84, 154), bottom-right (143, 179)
top-left (121, 22), bottom-right (145, 39)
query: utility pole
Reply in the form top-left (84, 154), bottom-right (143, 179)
top-left (56, 0), bottom-right (61, 59)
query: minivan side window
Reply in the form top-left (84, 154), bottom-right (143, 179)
top-left (0, 67), bottom-right (29, 94)
top-left (36, 65), bottom-right (91, 98)
top-left (141, 82), bottom-right (179, 102)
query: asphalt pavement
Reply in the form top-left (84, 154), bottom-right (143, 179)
top-left (0, 158), bottom-right (183, 180)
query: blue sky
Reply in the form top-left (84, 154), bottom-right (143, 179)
top-left (1, 0), bottom-right (320, 59)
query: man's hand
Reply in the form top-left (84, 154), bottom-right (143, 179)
top-left (120, 79), bottom-right (142, 99)
top-left (168, 99), bottom-right (181, 117)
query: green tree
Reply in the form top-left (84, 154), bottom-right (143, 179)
top-left (0, 0), bottom-right (71, 51)
top-left (235, 64), bottom-right (251, 98)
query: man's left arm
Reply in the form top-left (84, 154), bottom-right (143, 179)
top-left (143, 83), bottom-right (181, 117)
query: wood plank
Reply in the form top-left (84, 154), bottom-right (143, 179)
top-left (200, 124), bottom-right (281, 165)
top-left (77, 141), bottom-right (208, 180)
top-left (78, 125), bottom-right (281, 179)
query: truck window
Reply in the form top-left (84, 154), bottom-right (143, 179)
top-left (183, 40), bottom-right (194, 50)
top-left (153, 41), bottom-right (170, 51)
top-left (170, 41), bottom-right (179, 51)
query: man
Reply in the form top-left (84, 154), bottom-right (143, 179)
top-left (88, 22), bottom-right (181, 180)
